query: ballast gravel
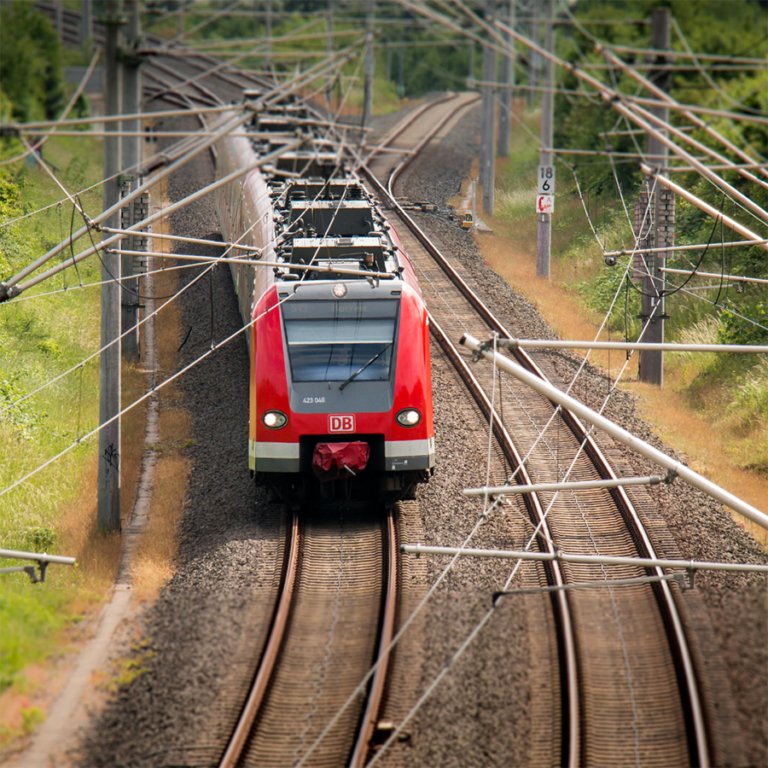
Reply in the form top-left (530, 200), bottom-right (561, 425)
top-left (77, 97), bottom-right (766, 768)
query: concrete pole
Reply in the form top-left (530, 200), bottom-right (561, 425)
top-left (98, 2), bottom-right (123, 531)
top-left (535, 0), bottom-right (553, 278)
top-left (55, 0), bottom-right (64, 42)
top-left (468, 41), bottom-right (475, 87)
top-left (385, 33), bottom-right (392, 83)
top-left (527, 0), bottom-right (540, 107)
top-left (497, 0), bottom-right (515, 156)
top-left (639, 7), bottom-right (671, 386)
top-left (265, 0), bottom-right (272, 69)
top-left (480, 0), bottom-right (497, 214)
top-left (80, 0), bottom-right (93, 45)
top-left (363, 0), bottom-right (375, 126)
top-left (326, 0), bottom-right (333, 106)
top-left (121, 0), bottom-right (141, 361)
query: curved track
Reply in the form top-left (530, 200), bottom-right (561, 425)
top-left (360, 99), bottom-right (710, 767)
top-left (217, 505), bottom-right (397, 768)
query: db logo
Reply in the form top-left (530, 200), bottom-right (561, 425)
top-left (329, 415), bottom-right (355, 432)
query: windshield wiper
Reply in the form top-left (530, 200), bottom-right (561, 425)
top-left (339, 343), bottom-right (393, 391)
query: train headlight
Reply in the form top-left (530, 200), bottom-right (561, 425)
top-left (396, 409), bottom-right (421, 427)
top-left (262, 410), bottom-right (288, 429)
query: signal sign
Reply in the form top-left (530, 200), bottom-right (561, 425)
top-left (536, 195), bottom-right (555, 214)
top-left (329, 415), bottom-right (355, 432)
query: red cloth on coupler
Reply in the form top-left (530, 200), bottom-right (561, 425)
top-left (312, 442), bottom-right (370, 482)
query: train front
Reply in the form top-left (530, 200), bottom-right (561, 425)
top-left (251, 275), bottom-right (434, 505)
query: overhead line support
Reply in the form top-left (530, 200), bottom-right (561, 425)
top-left (639, 7), bottom-right (671, 387)
top-left (98, 1), bottom-right (125, 532)
top-left (480, 0), bottom-right (497, 215)
top-left (536, 0), bottom-right (553, 278)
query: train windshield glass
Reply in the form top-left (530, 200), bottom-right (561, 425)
top-left (282, 299), bottom-right (399, 383)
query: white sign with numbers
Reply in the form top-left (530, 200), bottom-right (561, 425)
top-left (538, 165), bottom-right (555, 194)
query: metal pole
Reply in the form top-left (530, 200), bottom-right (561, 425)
top-left (640, 7), bottom-right (671, 386)
top-left (363, 0), bottom-right (375, 126)
top-left (121, 0), bottom-right (141, 361)
top-left (480, 0), bottom-right (496, 215)
top-left (99, 3), bottom-right (123, 532)
top-left (497, 0), bottom-right (515, 157)
top-left (535, 0), bottom-right (553, 278)
top-left (401, 544), bottom-right (768, 575)
top-left (460, 333), bottom-right (768, 530)
top-left (80, 0), bottom-right (93, 44)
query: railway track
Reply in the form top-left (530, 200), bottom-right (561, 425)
top-left (359, 97), bottom-right (711, 766)
top-left (216, 504), bottom-right (398, 768)
top-left (37, 8), bottom-right (718, 761)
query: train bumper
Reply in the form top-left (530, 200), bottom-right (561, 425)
top-left (250, 436), bottom-right (435, 474)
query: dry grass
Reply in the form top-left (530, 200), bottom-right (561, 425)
top-left (129, 212), bottom-right (192, 600)
top-left (131, 453), bottom-right (189, 598)
top-left (57, 458), bottom-right (122, 596)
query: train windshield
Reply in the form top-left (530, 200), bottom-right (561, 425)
top-left (282, 299), bottom-right (399, 383)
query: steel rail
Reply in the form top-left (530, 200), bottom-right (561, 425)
top-left (348, 509), bottom-right (399, 768)
top-left (363, 92), bottom-right (458, 165)
top-left (218, 509), bottom-right (301, 768)
top-left (360, 93), bottom-right (709, 766)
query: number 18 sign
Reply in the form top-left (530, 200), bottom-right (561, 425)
top-left (538, 165), bottom-right (555, 194)
top-left (537, 165), bottom-right (555, 214)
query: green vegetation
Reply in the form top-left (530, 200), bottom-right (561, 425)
top-left (0, 5), bottom-right (114, 706)
top-left (0, 1), bottom-right (66, 122)
top-left (0, 135), bottom-right (108, 702)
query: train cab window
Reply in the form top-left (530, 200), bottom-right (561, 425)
top-left (282, 299), bottom-right (399, 383)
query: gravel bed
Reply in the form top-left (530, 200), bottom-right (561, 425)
top-left (77, 94), bottom-right (766, 768)
top-left (399, 102), bottom-right (768, 767)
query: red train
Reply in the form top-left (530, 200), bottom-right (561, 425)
top-left (214, 98), bottom-right (434, 504)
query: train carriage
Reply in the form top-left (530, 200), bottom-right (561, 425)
top-left (214, 97), bottom-right (434, 505)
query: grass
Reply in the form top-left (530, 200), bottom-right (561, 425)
top-left (463, 105), bottom-right (768, 546)
top-left (0, 132), bottom-right (148, 728)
